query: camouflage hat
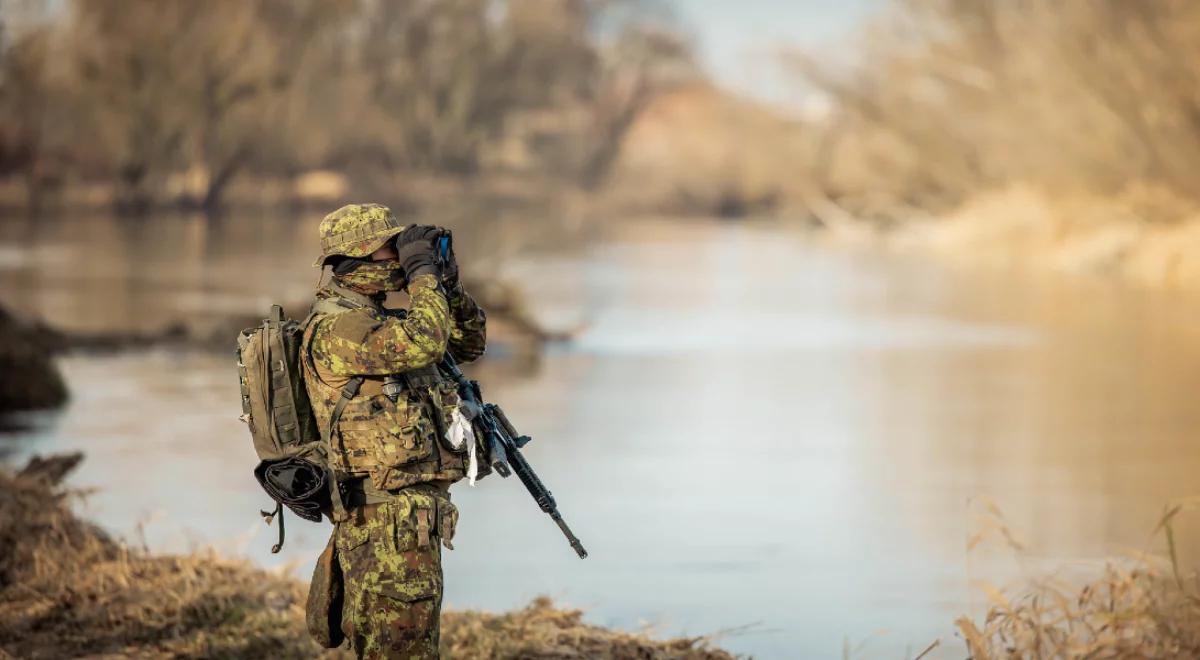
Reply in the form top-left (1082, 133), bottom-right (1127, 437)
top-left (313, 203), bottom-right (405, 267)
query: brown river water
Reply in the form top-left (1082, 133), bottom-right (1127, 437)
top-left (4, 213), bottom-right (1200, 658)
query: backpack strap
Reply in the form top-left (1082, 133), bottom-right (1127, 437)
top-left (311, 284), bottom-right (377, 315)
top-left (260, 501), bottom-right (285, 553)
top-left (325, 376), bottom-right (364, 443)
top-left (323, 375), bottom-right (363, 522)
top-left (305, 286), bottom-right (381, 522)
top-left (311, 297), bottom-right (351, 316)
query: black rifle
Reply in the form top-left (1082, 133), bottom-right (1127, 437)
top-left (438, 354), bottom-right (588, 559)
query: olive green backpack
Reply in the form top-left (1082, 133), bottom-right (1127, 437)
top-left (236, 305), bottom-right (327, 552)
top-left (237, 305), bottom-right (319, 460)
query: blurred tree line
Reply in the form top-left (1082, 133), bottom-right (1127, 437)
top-left (788, 0), bottom-right (1200, 223)
top-left (0, 0), bottom-right (692, 214)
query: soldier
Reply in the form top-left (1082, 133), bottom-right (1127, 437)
top-left (301, 203), bottom-right (486, 659)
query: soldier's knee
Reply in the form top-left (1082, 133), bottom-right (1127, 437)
top-left (352, 592), bottom-right (440, 659)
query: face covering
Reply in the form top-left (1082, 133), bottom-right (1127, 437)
top-left (332, 260), bottom-right (406, 296)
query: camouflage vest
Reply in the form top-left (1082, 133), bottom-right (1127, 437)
top-left (300, 285), bottom-right (466, 493)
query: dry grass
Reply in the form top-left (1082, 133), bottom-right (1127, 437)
top-left (442, 598), bottom-right (733, 660)
top-left (0, 454), bottom-right (735, 659)
top-left (957, 502), bottom-right (1200, 659)
top-left (0, 453), bottom-right (323, 659)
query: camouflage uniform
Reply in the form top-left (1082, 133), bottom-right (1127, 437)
top-left (302, 204), bottom-right (486, 659)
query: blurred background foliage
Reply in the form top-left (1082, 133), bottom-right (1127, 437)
top-left (5, 0), bottom-right (1200, 281)
top-left (789, 0), bottom-right (1200, 217)
top-left (0, 0), bottom-right (694, 214)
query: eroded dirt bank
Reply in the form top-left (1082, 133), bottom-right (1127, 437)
top-left (0, 303), bottom-right (66, 415)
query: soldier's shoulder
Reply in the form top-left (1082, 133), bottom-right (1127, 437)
top-left (312, 306), bottom-right (389, 343)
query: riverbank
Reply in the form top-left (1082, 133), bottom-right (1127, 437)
top-left (0, 455), bottom-right (734, 659)
top-left (0, 303), bottom-right (66, 414)
top-left (788, 184), bottom-right (1200, 293)
top-left (884, 184), bottom-right (1200, 292)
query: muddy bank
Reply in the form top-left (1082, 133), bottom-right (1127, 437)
top-left (0, 456), bottom-right (733, 659)
top-left (0, 303), bottom-right (67, 414)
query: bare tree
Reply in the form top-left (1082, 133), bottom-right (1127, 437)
top-left (0, 27), bottom-right (50, 207)
top-left (0, 0), bottom-right (695, 214)
top-left (69, 0), bottom-right (350, 213)
top-left (787, 0), bottom-right (1200, 211)
top-left (577, 19), bottom-right (693, 190)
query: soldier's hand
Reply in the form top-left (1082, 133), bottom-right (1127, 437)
top-left (393, 224), bottom-right (442, 281)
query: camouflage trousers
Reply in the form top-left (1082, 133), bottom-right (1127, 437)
top-left (334, 489), bottom-right (459, 659)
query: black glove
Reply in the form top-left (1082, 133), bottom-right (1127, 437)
top-left (393, 224), bottom-right (442, 281)
top-left (440, 231), bottom-right (460, 291)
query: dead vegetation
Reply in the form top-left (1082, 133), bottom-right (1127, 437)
top-left (779, 1), bottom-right (1200, 287)
top-left (791, 0), bottom-right (1200, 219)
top-left (0, 453), bottom-right (319, 659)
top-left (0, 454), bottom-right (734, 659)
top-left (956, 500), bottom-right (1200, 659)
top-left (443, 598), bottom-right (733, 660)
top-left (957, 561), bottom-right (1200, 659)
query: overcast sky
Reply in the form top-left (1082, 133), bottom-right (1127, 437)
top-left (670, 0), bottom-right (884, 109)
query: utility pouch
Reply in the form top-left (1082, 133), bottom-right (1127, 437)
top-left (433, 381), bottom-right (468, 455)
top-left (436, 496), bottom-right (459, 550)
top-left (306, 534), bottom-right (345, 649)
top-left (398, 490), bottom-right (458, 552)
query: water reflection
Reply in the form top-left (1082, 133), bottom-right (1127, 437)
top-left (4, 216), bottom-right (1200, 657)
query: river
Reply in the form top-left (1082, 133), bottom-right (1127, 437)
top-left (4, 213), bottom-right (1200, 658)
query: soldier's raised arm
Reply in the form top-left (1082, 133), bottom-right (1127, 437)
top-left (309, 273), bottom-right (451, 376)
top-left (446, 282), bottom-right (487, 363)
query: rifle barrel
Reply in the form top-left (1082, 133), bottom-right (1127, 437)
top-left (551, 511), bottom-right (589, 559)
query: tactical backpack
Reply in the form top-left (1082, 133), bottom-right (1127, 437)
top-left (236, 305), bottom-right (331, 552)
